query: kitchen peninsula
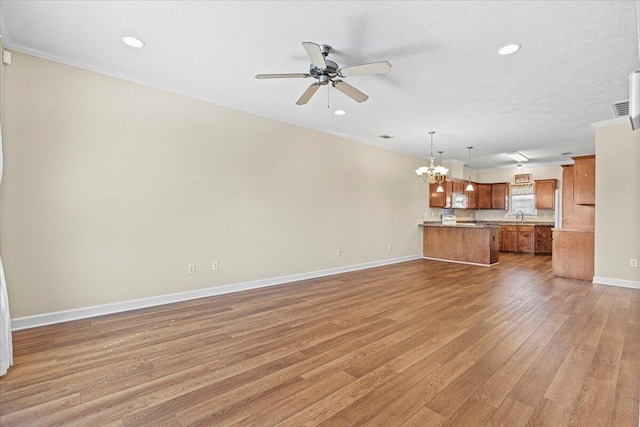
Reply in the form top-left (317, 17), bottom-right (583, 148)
top-left (421, 223), bottom-right (500, 266)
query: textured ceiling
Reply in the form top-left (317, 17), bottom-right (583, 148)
top-left (1, 1), bottom-right (638, 170)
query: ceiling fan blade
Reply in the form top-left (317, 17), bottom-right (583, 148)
top-left (332, 80), bottom-right (369, 103)
top-left (296, 83), bottom-right (321, 105)
top-left (338, 61), bottom-right (392, 77)
top-left (255, 73), bottom-right (310, 79)
top-left (302, 41), bottom-right (327, 69)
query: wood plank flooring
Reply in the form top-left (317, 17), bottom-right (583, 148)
top-left (1, 253), bottom-right (638, 426)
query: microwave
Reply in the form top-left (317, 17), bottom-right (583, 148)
top-left (451, 193), bottom-right (468, 209)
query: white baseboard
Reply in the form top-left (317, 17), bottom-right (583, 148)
top-left (11, 254), bottom-right (423, 331)
top-left (592, 276), bottom-right (640, 290)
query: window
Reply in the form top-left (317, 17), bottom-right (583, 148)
top-left (510, 184), bottom-right (537, 216)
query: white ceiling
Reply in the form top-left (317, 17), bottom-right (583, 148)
top-left (1, 1), bottom-right (638, 170)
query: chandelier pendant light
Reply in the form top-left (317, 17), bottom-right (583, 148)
top-left (436, 151), bottom-right (445, 192)
top-left (465, 146), bottom-right (474, 192)
top-left (415, 131), bottom-right (448, 185)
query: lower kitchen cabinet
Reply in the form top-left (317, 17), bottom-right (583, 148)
top-left (517, 229), bottom-right (534, 253)
top-left (534, 226), bottom-right (552, 254)
top-left (552, 229), bottom-right (594, 280)
top-left (500, 225), bottom-right (551, 254)
top-left (500, 227), bottom-right (518, 252)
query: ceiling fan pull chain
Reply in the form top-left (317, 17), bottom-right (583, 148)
top-left (327, 86), bottom-right (330, 109)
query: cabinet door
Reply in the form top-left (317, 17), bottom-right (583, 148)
top-left (535, 226), bottom-right (552, 254)
top-left (477, 184), bottom-right (492, 209)
top-left (573, 155), bottom-right (595, 205)
top-left (517, 231), bottom-right (534, 253)
top-left (534, 179), bottom-right (557, 209)
top-left (501, 230), bottom-right (518, 252)
top-left (465, 183), bottom-right (478, 209)
top-left (452, 181), bottom-right (465, 194)
top-left (429, 183), bottom-right (445, 208)
top-left (444, 180), bottom-right (453, 208)
top-left (491, 183), bottom-right (509, 210)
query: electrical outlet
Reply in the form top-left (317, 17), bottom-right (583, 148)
top-left (187, 264), bottom-right (195, 275)
top-left (388, 245), bottom-right (392, 252)
top-left (631, 259), bottom-right (638, 267)
top-left (212, 260), bottom-right (219, 271)
top-left (431, 211), bottom-right (435, 218)
top-left (336, 249), bottom-right (341, 256)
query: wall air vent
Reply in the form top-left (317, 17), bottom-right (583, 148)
top-left (612, 100), bottom-right (629, 117)
top-left (378, 134), bottom-right (394, 139)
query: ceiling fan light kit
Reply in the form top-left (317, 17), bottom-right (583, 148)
top-left (255, 41), bottom-right (391, 105)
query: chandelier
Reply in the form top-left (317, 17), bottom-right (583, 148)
top-left (415, 131), bottom-right (448, 185)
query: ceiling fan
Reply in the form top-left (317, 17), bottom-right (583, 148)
top-left (255, 42), bottom-right (392, 105)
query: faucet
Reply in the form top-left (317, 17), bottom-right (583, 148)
top-left (516, 211), bottom-right (524, 223)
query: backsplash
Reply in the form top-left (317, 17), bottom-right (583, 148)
top-left (474, 208), bottom-right (556, 222)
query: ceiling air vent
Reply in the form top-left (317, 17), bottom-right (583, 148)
top-left (378, 134), bottom-right (394, 139)
top-left (612, 100), bottom-right (629, 117)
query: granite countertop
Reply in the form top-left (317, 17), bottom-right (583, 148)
top-left (420, 221), bottom-right (554, 227)
top-left (475, 221), bottom-right (554, 226)
top-left (420, 222), bottom-right (497, 228)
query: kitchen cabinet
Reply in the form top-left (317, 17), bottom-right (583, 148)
top-left (444, 180), bottom-right (453, 208)
top-left (553, 229), bottom-right (594, 280)
top-left (517, 229), bottom-right (534, 253)
top-left (477, 184), bottom-right (492, 209)
top-left (429, 183), bottom-right (445, 208)
top-left (491, 183), bottom-right (509, 210)
top-left (553, 155), bottom-right (595, 280)
top-left (561, 164), bottom-right (594, 231)
top-left (573, 155), bottom-right (595, 205)
top-left (465, 183), bottom-right (478, 209)
top-left (500, 225), bottom-right (535, 253)
top-left (535, 225), bottom-right (552, 254)
top-left (500, 226), bottom-right (518, 252)
top-left (534, 179), bottom-right (557, 209)
top-left (452, 181), bottom-right (465, 194)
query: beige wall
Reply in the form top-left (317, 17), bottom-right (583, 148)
top-left (595, 123), bottom-right (640, 283)
top-left (0, 52), bottom-right (429, 318)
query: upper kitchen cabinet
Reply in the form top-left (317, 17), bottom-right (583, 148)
top-left (452, 181), bottom-right (465, 194)
top-left (534, 179), bottom-right (557, 209)
top-left (444, 180), bottom-right (454, 208)
top-left (477, 184), bottom-right (492, 209)
top-left (429, 183), bottom-right (446, 208)
top-left (573, 155), bottom-right (595, 205)
top-left (491, 183), bottom-right (509, 210)
top-left (465, 183), bottom-right (478, 209)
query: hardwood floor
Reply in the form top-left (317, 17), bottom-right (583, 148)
top-left (1, 253), bottom-right (638, 426)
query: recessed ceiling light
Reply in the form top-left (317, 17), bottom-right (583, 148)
top-left (122, 36), bottom-right (145, 48)
top-left (498, 44), bottom-right (520, 55)
top-left (334, 110), bottom-right (346, 116)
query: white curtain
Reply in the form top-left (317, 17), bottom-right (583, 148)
top-left (0, 117), bottom-right (13, 376)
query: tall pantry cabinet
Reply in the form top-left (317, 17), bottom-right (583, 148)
top-left (552, 155), bottom-right (595, 280)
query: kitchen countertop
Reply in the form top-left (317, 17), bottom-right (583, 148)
top-left (420, 223), bottom-right (499, 228)
top-left (476, 221), bottom-right (554, 226)
top-left (420, 221), bottom-right (554, 227)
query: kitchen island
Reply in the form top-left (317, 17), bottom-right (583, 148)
top-left (421, 223), bottom-right (500, 266)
